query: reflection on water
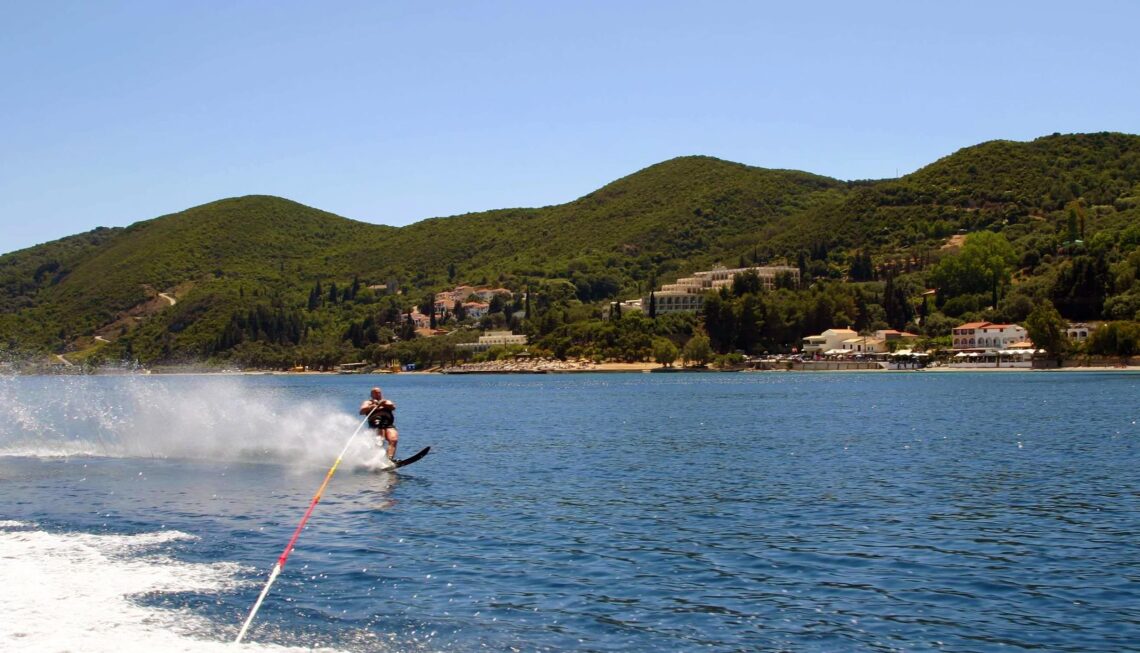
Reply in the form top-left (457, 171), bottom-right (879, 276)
top-left (358, 470), bottom-right (399, 510)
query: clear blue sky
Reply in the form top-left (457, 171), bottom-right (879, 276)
top-left (2, 0), bottom-right (1138, 254)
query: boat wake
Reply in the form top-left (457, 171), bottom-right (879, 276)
top-left (0, 520), bottom-right (340, 652)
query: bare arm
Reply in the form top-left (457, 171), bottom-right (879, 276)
top-left (360, 399), bottom-right (394, 415)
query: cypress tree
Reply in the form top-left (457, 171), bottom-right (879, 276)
top-left (308, 281), bottom-right (323, 310)
top-left (883, 275), bottom-right (897, 326)
top-left (737, 294), bottom-right (761, 354)
top-left (400, 314), bottom-right (417, 341)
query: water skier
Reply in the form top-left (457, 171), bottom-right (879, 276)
top-left (360, 387), bottom-right (398, 461)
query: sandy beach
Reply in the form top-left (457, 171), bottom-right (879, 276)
top-left (438, 358), bottom-right (663, 374)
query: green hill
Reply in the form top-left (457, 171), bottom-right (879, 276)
top-left (1, 196), bottom-right (393, 353)
top-left (348, 156), bottom-right (846, 293)
top-left (3, 132), bottom-right (1139, 367)
top-left (822, 132), bottom-right (1140, 250)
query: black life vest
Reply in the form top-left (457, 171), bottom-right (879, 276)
top-left (368, 406), bottom-right (394, 429)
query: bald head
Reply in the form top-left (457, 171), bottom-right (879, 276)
top-left (370, 387), bottom-right (382, 400)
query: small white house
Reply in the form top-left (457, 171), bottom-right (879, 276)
top-left (802, 328), bottom-right (858, 355)
top-left (841, 336), bottom-right (887, 354)
top-left (1066, 323), bottom-right (1094, 342)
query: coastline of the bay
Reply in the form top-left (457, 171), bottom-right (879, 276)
top-left (149, 362), bottom-right (1139, 375)
top-left (9, 358), bottom-right (1138, 377)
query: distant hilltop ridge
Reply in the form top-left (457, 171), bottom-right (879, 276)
top-left (1, 131), bottom-right (1139, 368)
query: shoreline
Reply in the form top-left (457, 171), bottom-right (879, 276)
top-left (165, 364), bottom-right (1138, 375)
top-left (10, 360), bottom-right (1138, 376)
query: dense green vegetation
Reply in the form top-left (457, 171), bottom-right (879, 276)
top-left (2, 132), bottom-right (1139, 369)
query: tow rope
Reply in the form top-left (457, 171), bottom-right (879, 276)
top-left (234, 406), bottom-right (377, 644)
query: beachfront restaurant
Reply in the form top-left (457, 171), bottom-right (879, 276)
top-left (948, 348), bottom-right (1038, 368)
top-left (820, 347), bottom-right (930, 369)
top-left (887, 349), bottom-right (928, 369)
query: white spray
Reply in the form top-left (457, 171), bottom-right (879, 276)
top-left (0, 374), bottom-right (381, 468)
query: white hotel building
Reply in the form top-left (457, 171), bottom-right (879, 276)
top-left (456, 331), bottom-right (529, 353)
top-left (646, 265), bottom-right (800, 315)
top-left (951, 321), bottom-right (1029, 350)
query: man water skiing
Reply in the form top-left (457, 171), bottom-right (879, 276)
top-left (360, 387), bottom-right (398, 461)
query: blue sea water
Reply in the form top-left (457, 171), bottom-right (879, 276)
top-left (1, 371), bottom-right (1138, 652)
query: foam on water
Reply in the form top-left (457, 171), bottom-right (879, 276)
top-left (0, 374), bottom-right (382, 469)
top-left (0, 521), bottom-right (338, 652)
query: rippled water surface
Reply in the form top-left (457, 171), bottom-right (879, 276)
top-left (2, 371), bottom-right (1138, 651)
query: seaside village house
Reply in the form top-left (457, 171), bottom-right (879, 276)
top-left (839, 329), bottom-right (920, 355)
top-left (802, 328), bottom-right (858, 356)
top-left (801, 328), bottom-right (919, 357)
top-left (644, 265), bottom-right (800, 315)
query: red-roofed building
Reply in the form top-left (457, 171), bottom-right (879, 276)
top-left (951, 321), bottom-right (1028, 350)
top-left (463, 302), bottom-right (490, 320)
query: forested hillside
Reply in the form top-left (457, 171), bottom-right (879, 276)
top-left (2, 132), bottom-right (1139, 369)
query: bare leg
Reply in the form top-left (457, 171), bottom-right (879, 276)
top-left (384, 427), bottom-right (399, 460)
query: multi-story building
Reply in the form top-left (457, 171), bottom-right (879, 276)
top-left (645, 265), bottom-right (800, 315)
top-left (457, 331), bottom-right (529, 352)
top-left (951, 321), bottom-right (1028, 350)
